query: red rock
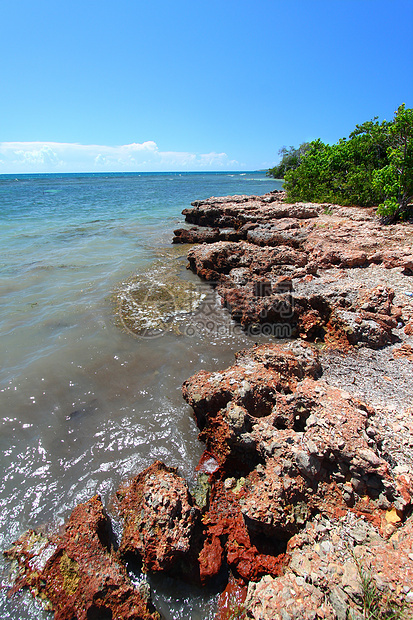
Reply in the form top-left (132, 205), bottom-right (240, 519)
top-left (4, 496), bottom-right (160, 620)
top-left (115, 461), bottom-right (200, 574)
top-left (325, 309), bottom-right (393, 349)
top-left (405, 320), bottom-right (413, 335)
top-left (184, 343), bottom-right (411, 551)
top-left (215, 575), bottom-right (248, 620)
top-left (198, 534), bottom-right (223, 583)
top-left (196, 450), bottom-right (220, 474)
top-left (184, 215), bottom-right (411, 347)
top-left (183, 342), bottom-right (322, 449)
top-left (198, 479), bottom-right (286, 584)
top-left (393, 343), bottom-right (413, 360)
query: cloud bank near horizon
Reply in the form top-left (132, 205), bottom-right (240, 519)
top-left (0, 141), bottom-right (239, 173)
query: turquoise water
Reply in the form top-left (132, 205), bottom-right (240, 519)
top-left (0, 172), bottom-right (282, 619)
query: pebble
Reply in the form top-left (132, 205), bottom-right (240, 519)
top-left (321, 541), bottom-right (333, 554)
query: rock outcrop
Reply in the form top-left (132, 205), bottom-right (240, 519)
top-left (184, 342), bottom-right (413, 617)
top-left (115, 461), bottom-right (200, 578)
top-left (4, 495), bottom-right (161, 620)
top-left (175, 191), bottom-right (413, 349)
top-left (245, 511), bottom-right (413, 620)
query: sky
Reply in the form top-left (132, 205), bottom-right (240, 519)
top-left (0, 0), bottom-right (412, 173)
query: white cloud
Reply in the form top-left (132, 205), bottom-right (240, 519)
top-left (0, 141), bottom-right (239, 173)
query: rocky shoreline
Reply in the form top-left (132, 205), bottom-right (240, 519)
top-left (4, 191), bottom-right (413, 619)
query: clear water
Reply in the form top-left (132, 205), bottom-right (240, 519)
top-left (0, 172), bottom-right (282, 619)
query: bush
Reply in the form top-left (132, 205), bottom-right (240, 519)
top-left (270, 104), bottom-right (413, 221)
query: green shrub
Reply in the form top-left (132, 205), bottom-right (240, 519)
top-left (269, 104), bottom-right (413, 222)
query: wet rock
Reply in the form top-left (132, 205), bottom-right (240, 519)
top-left (115, 461), bottom-right (200, 575)
top-left (215, 574), bottom-right (248, 620)
top-left (4, 495), bottom-right (161, 620)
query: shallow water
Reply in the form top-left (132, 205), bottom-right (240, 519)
top-left (0, 172), bottom-right (282, 619)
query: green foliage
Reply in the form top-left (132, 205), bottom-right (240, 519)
top-left (271, 104), bottom-right (413, 221)
top-left (374, 104), bottom-right (413, 222)
top-left (267, 142), bottom-right (311, 178)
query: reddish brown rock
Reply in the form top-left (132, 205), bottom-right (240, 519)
top-left (393, 342), bottom-right (413, 360)
top-left (405, 320), bottom-right (413, 335)
top-left (325, 309), bottom-right (394, 350)
top-left (115, 461), bottom-right (200, 575)
top-left (4, 496), bottom-right (160, 620)
top-left (215, 575), bottom-right (248, 620)
top-left (186, 240), bottom-right (402, 349)
top-left (183, 342), bottom-right (321, 451)
top-left (184, 343), bottom-right (411, 549)
top-left (198, 478), bottom-right (286, 584)
top-left (186, 240), bottom-right (308, 283)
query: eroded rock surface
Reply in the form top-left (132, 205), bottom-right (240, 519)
top-left (4, 495), bottom-right (161, 620)
top-left (183, 342), bottom-right (413, 615)
top-left (245, 511), bottom-right (413, 620)
top-left (115, 460), bottom-right (200, 576)
top-left (176, 191), bottom-right (413, 350)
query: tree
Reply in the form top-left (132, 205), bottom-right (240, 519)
top-left (373, 104), bottom-right (413, 223)
top-left (282, 119), bottom-right (391, 208)
top-left (267, 143), bottom-right (311, 178)
top-left (271, 105), bottom-right (413, 220)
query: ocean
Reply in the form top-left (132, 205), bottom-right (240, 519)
top-left (0, 172), bottom-right (282, 619)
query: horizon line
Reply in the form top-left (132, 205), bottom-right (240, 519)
top-left (0, 169), bottom-right (270, 176)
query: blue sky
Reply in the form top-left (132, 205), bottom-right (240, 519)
top-left (0, 0), bottom-right (412, 173)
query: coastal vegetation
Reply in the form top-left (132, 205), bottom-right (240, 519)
top-left (268, 104), bottom-right (413, 223)
top-left (266, 142), bottom-right (311, 179)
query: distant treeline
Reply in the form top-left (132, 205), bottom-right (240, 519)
top-left (268, 104), bottom-right (413, 223)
